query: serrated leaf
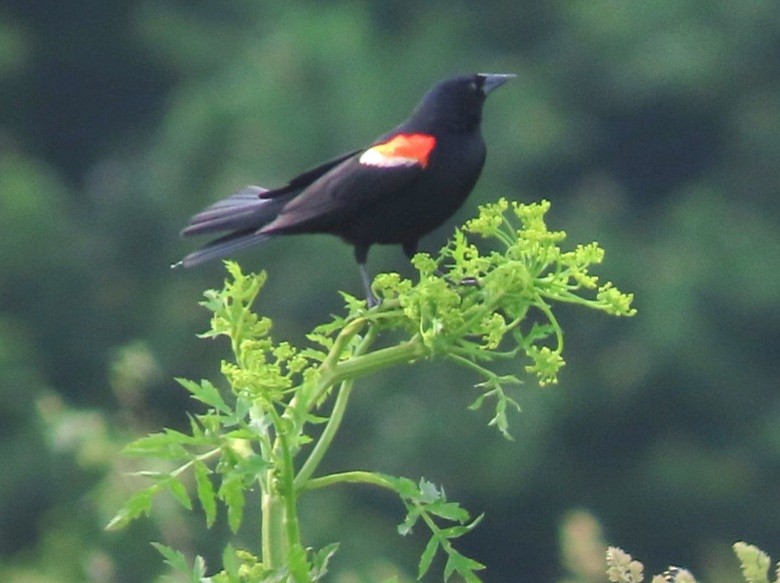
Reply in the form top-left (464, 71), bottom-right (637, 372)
top-left (438, 515), bottom-right (484, 545)
top-left (299, 347), bottom-right (327, 362)
top-left (123, 432), bottom-right (189, 459)
top-left (397, 505), bottom-right (421, 536)
top-left (225, 396), bottom-right (251, 427)
top-left (219, 478), bottom-right (245, 533)
top-left (233, 453), bottom-right (270, 479)
top-left (339, 290), bottom-right (368, 312)
top-left (166, 477), bottom-right (192, 510)
top-left (288, 544), bottom-right (310, 582)
top-left (442, 525), bottom-right (474, 539)
top-left (176, 377), bottom-right (205, 396)
top-left (418, 536), bottom-right (439, 579)
top-left (177, 378), bottom-right (230, 414)
top-left (428, 501), bottom-right (469, 523)
top-left (305, 412), bottom-right (329, 425)
top-left (221, 543), bottom-right (240, 582)
top-left (311, 543), bottom-right (339, 582)
top-left (418, 478), bottom-right (441, 504)
top-left (194, 461), bottom-right (217, 527)
top-left (733, 542), bottom-right (772, 583)
top-left (151, 542), bottom-right (191, 573)
top-left (488, 396), bottom-right (513, 440)
top-left (106, 487), bottom-right (155, 530)
top-left (443, 551), bottom-right (485, 582)
top-left (223, 428), bottom-right (256, 440)
top-left (465, 513), bottom-right (485, 532)
top-left (468, 392), bottom-right (489, 411)
top-left (187, 414), bottom-right (205, 440)
top-left (382, 474), bottom-right (418, 499)
top-left (191, 555), bottom-right (207, 582)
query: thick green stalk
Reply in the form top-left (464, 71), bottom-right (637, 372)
top-left (293, 379), bottom-right (354, 490)
top-left (328, 337), bottom-right (427, 384)
top-left (261, 479), bottom-right (288, 569)
top-left (294, 324), bottom-right (379, 490)
top-left (262, 407), bottom-right (302, 569)
top-left (300, 470), bottom-right (396, 492)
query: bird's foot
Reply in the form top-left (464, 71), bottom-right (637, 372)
top-left (366, 290), bottom-right (380, 308)
top-left (434, 268), bottom-right (480, 289)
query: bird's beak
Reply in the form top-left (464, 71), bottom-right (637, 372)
top-left (478, 73), bottom-right (516, 95)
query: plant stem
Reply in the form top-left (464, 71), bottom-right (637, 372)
top-left (262, 405), bottom-right (303, 568)
top-left (288, 317), bottom-right (366, 416)
top-left (294, 323), bottom-right (380, 489)
top-left (294, 379), bottom-right (354, 490)
top-left (277, 423), bottom-right (301, 554)
top-left (329, 337), bottom-right (426, 384)
top-left (299, 470), bottom-right (396, 492)
top-left (261, 481), bottom-right (288, 569)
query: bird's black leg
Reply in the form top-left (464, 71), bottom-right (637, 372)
top-left (359, 263), bottom-right (378, 307)
top-left (354, 245), bottom-right (378, 307)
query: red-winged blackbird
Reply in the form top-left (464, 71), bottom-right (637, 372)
top-left (175, 73), bottom-right (514, 304)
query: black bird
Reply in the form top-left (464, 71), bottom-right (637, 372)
top-left (175, 73), bottom-right (514, 304)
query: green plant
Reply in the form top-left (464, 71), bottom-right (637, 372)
top-left (109, 199), bottom-right (635, 582)
top-left (605, 542), bottom-right (780, 583)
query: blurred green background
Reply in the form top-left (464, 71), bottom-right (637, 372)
top-left (1, 1), bottom-right (778, 581)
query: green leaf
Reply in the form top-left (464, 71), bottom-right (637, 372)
top-left (177, 378), bottom-right (230, 413)
top-left (733, 542), bottom-right (773, 583)
top-left (219, 477), bottom-right (245, 533)
top-left (311, 543), bottom-right (340, 581)
top-left (151, 542), bottom-right (191, 573)
top-left (231, 395), bottom-right (251, 425)
top-left (418, 478), bottom-right (441, 504)
top-left (221, 543), bottom-right (241, 582)
top-left (166, 477), bottom-right (192, 510)
top-left (443, 551), bottom-right (485, 582)
top-left (428, 501), bottom-right (469, 523)
top-left (418, 536), bottom-right (439, 579)
top-left (194, 460), bottom-right (217, 527)
top-left (152, 543), bottom-right (207, 582)
top-left (439, 524), bottom-right (472, 538)
top-left (383, 474), bottom-right (418, 499)
top-left (288, 543), bottom-right (310, 582)
top-left (233, 452), bottom-right (271, 480)
top-left (106, 487), bottom-right (155, 530)
top-left (398, 507), bottom-right (421, 536)
top-left (122, 431), bottom-right (189, 459)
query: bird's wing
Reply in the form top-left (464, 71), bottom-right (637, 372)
top-left (260, 149), bottom-right (363, 199)
top-left (179, 150), bottom-right (362, 237)
top-left (262, 133), bottom-right (437, 232)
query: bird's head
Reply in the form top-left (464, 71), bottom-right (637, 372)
top-left (411, 73), bottom-right (516, 131)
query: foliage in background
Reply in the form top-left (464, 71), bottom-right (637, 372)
top-left (605, 543), bottom-right (780, 583)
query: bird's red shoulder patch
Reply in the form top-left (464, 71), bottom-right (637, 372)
top-left (359, 133), bottom-right (437, 169)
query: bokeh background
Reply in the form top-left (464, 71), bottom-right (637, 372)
top-left (1, 1), bottom-right (778, 581)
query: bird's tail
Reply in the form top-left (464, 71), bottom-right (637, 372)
top-left (174, 229), bottom-right (272, 268)
top-left (174, 186), bottom-right (290, 268)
